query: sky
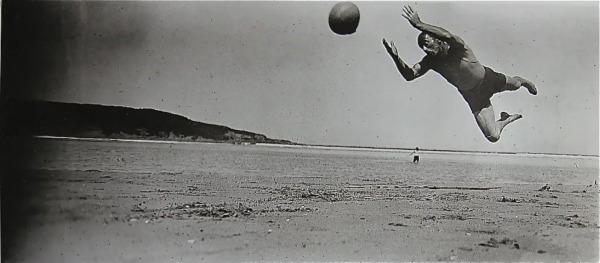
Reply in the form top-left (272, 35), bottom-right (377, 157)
top-left (3, 1), bottom-right (599, 155)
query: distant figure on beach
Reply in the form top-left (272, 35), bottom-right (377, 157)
top-left (382, 6), bottom-right (537, 143)
top-left (408, 147), bottom-right (420, 164)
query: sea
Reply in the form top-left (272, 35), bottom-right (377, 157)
top-left (14, 136), bottom-right (599, 187)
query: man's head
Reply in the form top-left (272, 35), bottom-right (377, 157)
top-left (417, 32), bottom-right (449, 56)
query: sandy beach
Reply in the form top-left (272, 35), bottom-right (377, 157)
top-left (3, 139), bottom-right (599, 262)
top-left (3, 1), bottom-right (599, 262)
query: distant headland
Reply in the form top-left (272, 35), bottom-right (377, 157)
top-left (4, 100), bottom-right (293, 145)
top-left (2, 100), bottom-right (597, 158)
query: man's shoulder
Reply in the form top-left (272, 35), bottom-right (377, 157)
top-left (455, 46), bottom-right (479, 63)
top-left (451, 44), bottom-right (476, 57)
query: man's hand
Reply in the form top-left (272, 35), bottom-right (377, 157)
top-left (383, 39), bottom-right (398, 58)
top-left (382, 38), bottom-right (423, 81)
top-left (402, 5), bottom-right (422, 27)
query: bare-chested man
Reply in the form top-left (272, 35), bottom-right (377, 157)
top-left (383, 6), bottom-right (537, 142)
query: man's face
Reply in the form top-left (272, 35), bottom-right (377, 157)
top-left (421, 34), bottom-right (444, 56)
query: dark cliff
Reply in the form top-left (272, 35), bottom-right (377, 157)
top-left (4, 100), bottom-right (292, 144)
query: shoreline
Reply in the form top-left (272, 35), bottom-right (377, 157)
top-left (32, 135), bottom-right (600, 159)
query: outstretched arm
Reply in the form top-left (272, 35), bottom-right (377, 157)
top-left (383, 39), bottom-right (429, 81)
top-left (402, 5), bottom-right (466, 49)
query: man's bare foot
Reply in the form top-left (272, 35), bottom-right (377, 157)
top-left (499, 112), bottom-right (522, 122)
top-left (514, 76), bottom-right (537, 95)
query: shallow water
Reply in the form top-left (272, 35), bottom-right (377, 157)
top-left (18, 138), bottom-right (599, 186)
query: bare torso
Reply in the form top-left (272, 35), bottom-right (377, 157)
top-left (424, 46), bottom-right (485, 92)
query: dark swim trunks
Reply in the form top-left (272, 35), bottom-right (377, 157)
top-left (413, 156), bottom-right (419, 163)
top-left (459, 66), bottom-right (506, 113)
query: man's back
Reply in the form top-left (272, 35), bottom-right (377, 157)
top-left (423, 45), bottom-right (485, 92)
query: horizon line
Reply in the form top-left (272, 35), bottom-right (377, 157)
top-left (32, 135), bottom-right (599, 158)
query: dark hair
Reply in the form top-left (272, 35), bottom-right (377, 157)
top-left (417, 32), bottom-right (445, 49)
top-left (415, 147), bottom-right (419, 150)
top-left (417, 32), bottom-right (430, 48)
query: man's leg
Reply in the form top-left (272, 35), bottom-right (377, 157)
top-left (502, 76), bottom-right (537, 95)
top-left (474, 105), bottom-right (522, 143)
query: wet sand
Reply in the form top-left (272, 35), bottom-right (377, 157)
top-left (4, 166), bottom-right (599, 262)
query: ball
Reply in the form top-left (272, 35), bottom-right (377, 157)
top-left (328, 2), bottom-right (360, 35)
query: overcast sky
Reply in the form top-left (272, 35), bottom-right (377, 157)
top-left (6, 1), bottom-right (599, 155)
